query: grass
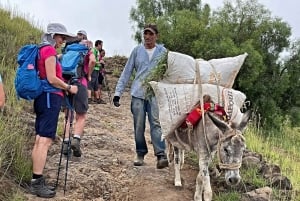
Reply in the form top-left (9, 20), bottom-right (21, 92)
top-left (0, 4), bottom-right (43, 200)
top-left (246, 122), bottom-right (300, 192)
top-left (214, 192), bottom-right (240, 201)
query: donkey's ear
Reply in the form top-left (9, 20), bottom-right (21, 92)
top-left (207, 112), bottom-right (230, 133)
top-left (237, 110), bottom-right (251, 132)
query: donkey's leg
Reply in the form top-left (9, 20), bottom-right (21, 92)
top-left (174, 146), bottom-right (182, 187)
top-left (180, 150), bottom-right (185, 169)
top-left (194, 157), bottom-right (212, 201)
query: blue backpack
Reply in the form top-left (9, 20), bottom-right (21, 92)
top-left (15, 43), bottom-right (59, 100)
top-left (60, 43), bottom-right (89, 81)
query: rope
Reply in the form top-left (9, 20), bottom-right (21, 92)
top-left (186, 122), bottom-right (193, 147)
top-left (217, 131), bottom-right (245, 170)
top-left (195, 59), bottom-right (211, 156)
top-left (209, 62), bottom-right (221, 104)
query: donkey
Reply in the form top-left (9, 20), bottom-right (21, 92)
top-left (165, 110), bottom-right (251, 201)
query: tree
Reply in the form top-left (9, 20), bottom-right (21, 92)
top-left (130, 0), bottom-right (205, 48)
top-left (129, 0), bottom-right (294, 129)
top-left (209, 0), bottom-right (291, 128)
top-left (280, 40), bottom-right (300, 126)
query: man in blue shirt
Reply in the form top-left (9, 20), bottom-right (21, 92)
top-left (113, 24), bottom-right (168, 169)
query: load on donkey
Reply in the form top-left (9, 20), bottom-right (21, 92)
top-left (146, 51), bottom-right (250, 201)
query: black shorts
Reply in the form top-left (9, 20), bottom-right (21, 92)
top-left (62, 84), bottom-right (88, 114)
top-left (34, 92), bottom-right (63, 139)
top-left (88, 70), bottom-right (99, 91)
top-left (98, 72), bottom-right (104, 85)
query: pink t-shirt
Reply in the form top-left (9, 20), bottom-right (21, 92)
top-left (38, 45), bottom-right (63, 96)
top-left (79, 50), bottom-right (91, 87)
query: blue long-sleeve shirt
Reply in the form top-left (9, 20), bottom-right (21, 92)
top-left (114, 44), bottom-right (167, 99)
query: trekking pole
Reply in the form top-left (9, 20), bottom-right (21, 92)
top-left (55, 83), bottom-right (76, 194)
top-left (102, 72), bottom-right (112, 104)
top-left (55, 96), bottom-right (70, 189)
top-left (63, 91), bottom-right (75, 195)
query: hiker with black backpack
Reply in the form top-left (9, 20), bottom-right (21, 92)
top-left (88, 39), bottom-right (104, 104)
top-left (28, 23), bottom-right (78, 198)
top-left (61, 30), bottom-right (96, 158)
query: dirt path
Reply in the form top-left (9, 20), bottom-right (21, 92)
top-left (24, 75), bottom-right (198, 201)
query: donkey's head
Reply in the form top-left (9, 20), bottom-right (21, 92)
top-left (208, 110), bottom-right (251, 186)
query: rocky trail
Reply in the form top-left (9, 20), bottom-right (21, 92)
top-left (23, 73), bottom-right (198, 201)
top-left (21, 57), bottom-right (293, 201)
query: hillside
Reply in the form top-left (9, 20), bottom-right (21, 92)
top-left (3, 57), bottom-right (288, 201)
top-left (0, 7), bottom-right (297, 200)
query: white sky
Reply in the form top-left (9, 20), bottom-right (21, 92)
top-left (1, 0), bottom-right (299, 57)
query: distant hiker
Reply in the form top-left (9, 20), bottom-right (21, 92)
top-left (0, 74), bottom-right (5, 108)
top-left (97, 48), bottom-right (107, 104)
top-left (30, 23), bottom-right (78, 198)
top-left (77, 30), bottom-right (88, 40)
top-left (88, 40), bottom-right (105, 104)
top-left (113, 24), bottom-right (169, 169)
top-left (62, 30), bottom-right (96, 158)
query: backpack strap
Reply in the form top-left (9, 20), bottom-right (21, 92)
top-left (38, 43), bottom-right (60, 108)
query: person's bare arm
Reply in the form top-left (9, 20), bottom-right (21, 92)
top-left (45, 56), bottom-right (78, 94)
top-left (88, 53), bottom-right (96, 81)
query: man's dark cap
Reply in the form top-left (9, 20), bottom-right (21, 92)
top-left (143, 24), bottom-right (158, 34)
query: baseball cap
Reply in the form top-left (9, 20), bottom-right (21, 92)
top-left (77, 30), bottom-right (88, 38)
top-left (143, 24), bottom-right (158, 34)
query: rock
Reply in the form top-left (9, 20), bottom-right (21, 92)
top-left (260, 163), bottom-right (281, 179)
top-left (241, 187), bottom-right (273, 201)
top-left (271, 175), bottom-right (293, 190)
top-left (242, 155), bottom-right (262, 169)
top-left (243, 150), bottom-right (263, 161)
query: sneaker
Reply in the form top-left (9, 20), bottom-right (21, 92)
top-left (62, 141), bottom-right (71, 156)
top-left (71, 137), bottom-right (82, 157)
top-left (30, 177), bottom-right (56, 198)
top-left (133, 155), bottom-right (144, 166)
top-left (156, 155), bottom-right (169, 169)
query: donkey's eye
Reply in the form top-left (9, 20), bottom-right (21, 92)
top-left (224, 148), bottom-right (229, 155)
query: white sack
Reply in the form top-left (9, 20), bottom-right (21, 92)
top-left (162, 52), bottom-right (248, 88)
top-left (150, 81), bottom-right (247, 138)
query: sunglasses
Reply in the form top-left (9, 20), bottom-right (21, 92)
top-left (55, 34), bottom-right (67, 41)
top-left (61, 35), bottom-right (67, 40)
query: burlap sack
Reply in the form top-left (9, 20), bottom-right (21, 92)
top-left (149, 82), bottom-right (247, 138)
top-left (162, 52), bottom-right (248, 88)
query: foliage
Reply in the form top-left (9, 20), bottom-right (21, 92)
top-left (0, 4), bottom-right (43, 199)
top-left (130, 0), bottom-right (297, 130)
top-left (213, 192), bottom-right (240, 201)
top-left (142, 51), bottom-right (168, 97)
top-left (280, 39), bottom-right (300, 126)
top-left (246, 121), bottom-right (300, 194)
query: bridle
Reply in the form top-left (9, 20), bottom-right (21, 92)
top-left (217, 130), bottom-right (245, 170)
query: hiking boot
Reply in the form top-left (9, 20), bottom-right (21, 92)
top-left (62, 141), bottom-right (72, 156)
top-left (88, 98), bottom-right (94, 104)
top-left (96, 99), bottom-right (106, 104)
top-left (30, 177), bottom-right (56, 198)
top-left (71, 137), bottom-right (82, 157)
top-left (156, 155), bottom-right (169, 169)
top-left (133, 155), bottom-right (144, 166)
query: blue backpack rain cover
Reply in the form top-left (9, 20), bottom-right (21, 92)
top-left (15, 43), bottom-right (59, 100)
top-left (61, 43), bottom-right (89, 80)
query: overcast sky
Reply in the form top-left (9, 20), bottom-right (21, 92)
top-left (1, 0), bottom-right (299, 57)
